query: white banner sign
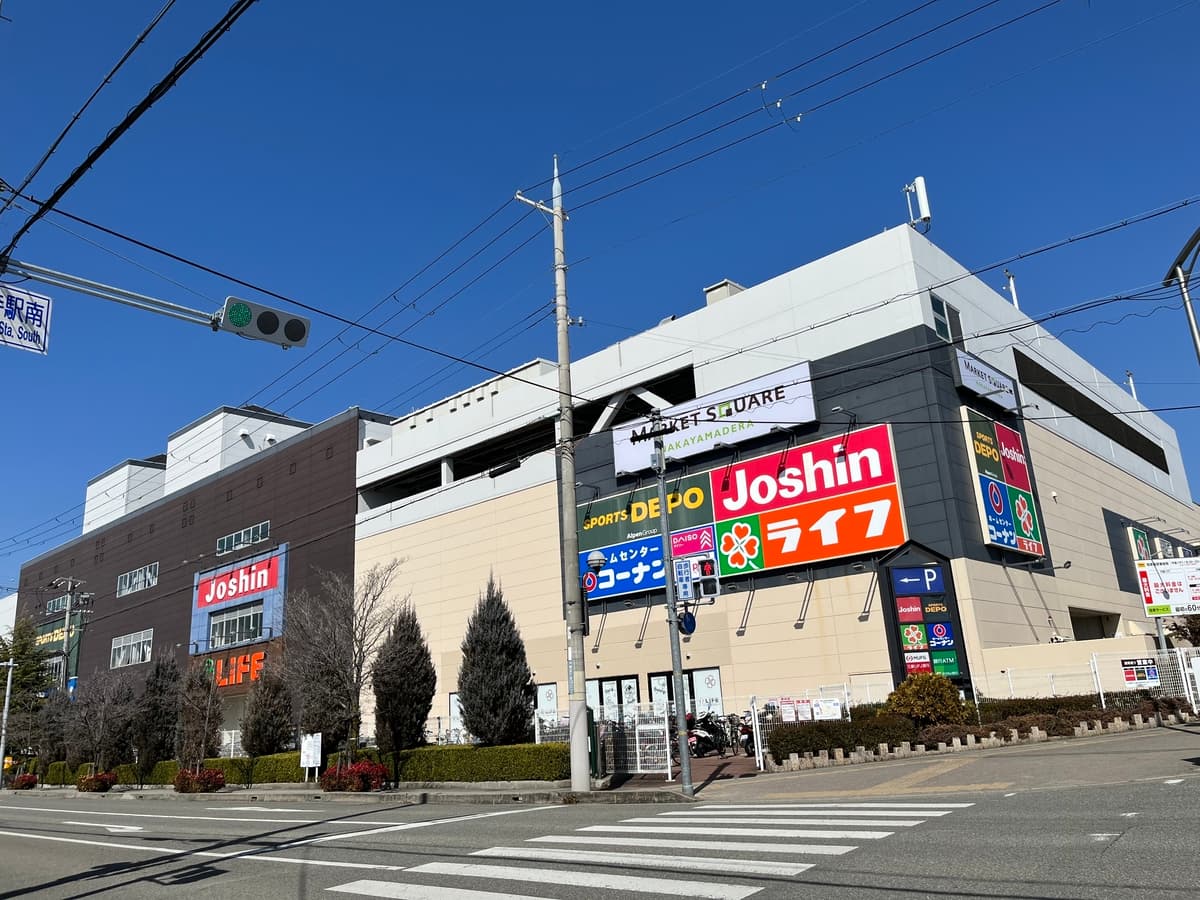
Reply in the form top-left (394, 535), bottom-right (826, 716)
top-left (1135, 557), bottom-right (1200, 617)
top-left (0, 285), bottom-right (53, 355)
top-left (300, 732), bottom-right (322, 768)
top-left (612, 361), bottom-right (815, 474)
top-left (954, 350), bottom-right (1017, 412)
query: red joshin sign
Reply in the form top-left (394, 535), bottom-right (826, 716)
top-left (196, 555), bottom-right (281, 609)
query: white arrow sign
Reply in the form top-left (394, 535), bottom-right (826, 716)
top-left (64, 821), bottom-right (144, 833)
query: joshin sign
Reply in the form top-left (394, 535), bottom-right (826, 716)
top-left (962, 409), bottom-right (1044, 556)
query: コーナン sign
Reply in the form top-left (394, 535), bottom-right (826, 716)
top-left (195, 553), bottom-right (281, 609)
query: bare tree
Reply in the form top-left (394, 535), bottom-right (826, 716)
top-left (284, 560), bottom-right (402, 756)
top-left (178, 662), bottom-right (223, 771)
top-left (69, 669), bottom-right (138, 772)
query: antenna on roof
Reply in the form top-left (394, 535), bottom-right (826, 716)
top-left (903, 176), bottom-right (932, 234)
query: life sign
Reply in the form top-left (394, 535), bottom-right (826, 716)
top-left (890, 566), bottom-right (944, 595)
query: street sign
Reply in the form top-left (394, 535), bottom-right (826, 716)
top-left (674, 559), bottom-right (694, 601)
top-left (890, 565), bottom-right (944, 595)
top-left (0, 285), bottom-right (52, 355)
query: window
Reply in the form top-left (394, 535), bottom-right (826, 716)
top-left (111, 629), bottom-right (153, 669)
top-left (116, 562), bottom-right (159, 597)
top-left (209, 601), bottom-right (264, 650)
top-left (930, 294), bottom-right (963, 345)
top-left (216, 520), bottom-right (270, 556)
top-left (46, 656), bottom-right (65, 687)
top-left (46, 595), bottom-right (69, 615)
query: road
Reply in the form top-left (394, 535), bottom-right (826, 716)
top-left (0, 726), bottom-right (1197, 899)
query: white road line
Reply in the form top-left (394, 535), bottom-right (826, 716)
top-left (208, 806), bottom-right (312, 812)
top-left (528, 834), bottom-right (856, 855)
top-left (700, 806), bottom-right (969, 816)
top-left (2, 805), bottom-right (326, 824)
top-left (665, 809), bottom-right (946, 818)
top-left (627, 816), bottom-right (922, 827)
top-left (1165, 779), bottom-right (1184, 785)
top-left (407, 862), bottom-right (761, 899)
top-left (0, 830), bottom-right (404, 871)
top-left (582, 824), bottom-right (892, 840)
top-left (280, 806), bottom-right (563, 848)
top-left (1122, 812), bottom-right (1140, 818)
top-left (328, 881), bottom-right (548, 899)
top-left (1090, 834), bottom-right (1120, 842)
top-left (62, 821), bottom-right (144, 833)
top-left (474, 846), bottom-right (812, 877)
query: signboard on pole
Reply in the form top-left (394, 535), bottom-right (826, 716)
top-left (1120, 657), bottom-right (1160, 688)
top-left (0, 285), bottom-right (52, 355)
top-left (1135, 557), bottom-right (1200, 617)
top-left (300, 733), bottom-right (322, 768)
top-left (962, 409), bottom-right (1044, 556)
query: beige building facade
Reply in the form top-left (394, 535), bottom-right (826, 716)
top-left (355, 226), bottom-right (1200, 738)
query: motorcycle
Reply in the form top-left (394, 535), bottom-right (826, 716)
top-left (738, 714), bottom-right (754, 757)
top-left (689, 711), bottom-right (728, 758)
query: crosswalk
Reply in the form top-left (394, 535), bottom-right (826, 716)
top-left (324, 801), bottom-right (974, 898)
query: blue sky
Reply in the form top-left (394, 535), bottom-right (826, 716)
top-left (2, 0), bottom-right (1198, 589)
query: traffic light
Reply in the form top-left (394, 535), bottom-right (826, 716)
top-left (697, 555), bottom-right (720, 599)
top-left (219, 296), bottom-right (310, 348)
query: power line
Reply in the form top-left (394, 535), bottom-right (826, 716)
top-left (0, 0), bottom-right (260, 260)
top-left (0, 0), bottom-right (179, 221)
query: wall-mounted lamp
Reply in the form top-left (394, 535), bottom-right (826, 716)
top-left (828, 406), bottom-right (858, 454)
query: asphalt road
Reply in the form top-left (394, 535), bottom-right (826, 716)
top-left (1, 726), bottom-right (1197, 899)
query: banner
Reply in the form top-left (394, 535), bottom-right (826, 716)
top-left (962, 409), bottom-right (1044, 556)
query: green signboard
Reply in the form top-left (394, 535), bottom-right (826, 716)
top-left (932, 650), bottom-right (960, 677)
top-left (34, 611), bottom-right (82, 680)
top-left (577, 473), bottom-right (713, 551)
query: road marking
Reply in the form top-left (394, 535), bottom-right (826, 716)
top-left (1165, 779), bottom-right (1184, 785)
top-left (63, 821), bottom-right (144, 833)
top-left (475, 846), bottom-right (811, 877)
top-left (700, 806), bottom-right (969, 816)
top-left (281, 806), bottom-right (562, 848)
top-left (1121, 812), bottom-right (1140, 818)
top-left (2, 805), bottom-right (328, 824)
top-left (208, 806), bottom-right (310, 812)
top-left (328, 882), bottom-right (551, 899)
top-left (629, 816), bottom-right (922, 827)
top-left (1004, 793), bottom-right (1017, 798)
top-left (0, 830), bottom-right (404, 871)
top-left (407, 862), bottom-right (761, 899)
top-left (1090, 833), bottom-right (1120, 842)
top-left (527, 834), bottom-right (856, 855)
top-left (671, 808), bottom-right (948, 817)
top-left (582, 824), bottom-right (892, 839)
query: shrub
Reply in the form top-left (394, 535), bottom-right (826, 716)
top-left (767, 716), bottom-right (917, 764)
top-left (848, 703), bottom-right (884, 721)
top-left (385, 743), bottom-right (570, 783)
top-left (45, 762), bottom-right (72, 787)
top-left (148, 760), bottom-right (179, 785)
top-left (173, 768), bottom-right (226, 793)
top-left (885, 674), bottom-right (966, 728)
top-left (977, 694), bottom-right (1098, 723)
top-left (916, 723), bottom-right (994, 748)
top-left (77, 772), bottom-right (118, 793)
top-left (320, 760), bottom-right (386, 792)
top-left (12, 774), bottom-right (37, 790)
top-left (113, 764), bottom-right (138, 786)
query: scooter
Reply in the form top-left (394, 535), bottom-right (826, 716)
top-left (690, 711), bottom-right (728, 758)
top-left (738, 714), bottom-right (754, 757)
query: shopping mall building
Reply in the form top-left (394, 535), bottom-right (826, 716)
top-left (354, 224), bottom-right (1200, 735)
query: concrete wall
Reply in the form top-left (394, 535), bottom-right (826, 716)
top-left (83, 462), bottom-right (165, 533)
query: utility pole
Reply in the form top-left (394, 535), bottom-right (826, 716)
top-left (1004, 269), bottom-right (1020, 311)
top-left (516, 159), bottom-right (589, 793)
top-left (49, 576), bottom-right (86, 692)
top-left (647, 412), bottom-right (694, 796)
top-left (0, 657), bottom-right (13, 781)
top-left (1163, 227), bottom-right (1200, 367)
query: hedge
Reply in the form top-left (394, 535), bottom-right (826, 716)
top-left (767, 716), bottom-right (917, 764)
top-left (380, 743), bottom-right (570, 782)
top-left (45, 761), bottom-right (72, 787)
top-left (977, 694), bottom-right (1102, 722)
top-left (200, 752), bottom-right (305, 786)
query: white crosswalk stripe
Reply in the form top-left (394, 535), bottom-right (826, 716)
top-left (473, 845), bottom-right (812, 877)
top-left (405, 862), bottom-right (761, 899)
top-left (526, 833), bottom-right (857, 855)
top-left (325, 800), bottom-right (977, 898)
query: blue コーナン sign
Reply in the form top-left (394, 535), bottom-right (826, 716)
top-left (578, 535), bottom-right (667, 601)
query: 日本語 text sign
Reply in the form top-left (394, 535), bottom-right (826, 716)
top-left (1135, 558), bottom-right (1200, 617)
top-left (0, 285), bottom-right (52, 355)
top-left (577, 474), bottom-right (712, 551)
top-left (962, 410), bottom-right (1044, 556)
top-left (578, 535), bottom-right (666, 601)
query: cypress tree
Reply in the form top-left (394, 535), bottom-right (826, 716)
top-left (457, 574), bottom-right (535, 746)
top-left (241, 664), bottom-right (295, 758)
top-left (372, 601), bottom-right (435, 780)
top-left (132, 655), bottom-right (181, 786)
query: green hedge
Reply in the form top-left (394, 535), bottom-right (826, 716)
top-left (767, 716), bottom-right (917, 764)
top-left (45, 761), bottom-right (72, 787)
top-left (199, 752), bottom-right (304, 785)
top-left (375, 743), bottom-right (570, 782)
top-left (977, 694), bottom-right (1101, 722)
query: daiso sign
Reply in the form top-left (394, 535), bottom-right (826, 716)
top-left (195, 552), bottom-right (282, 609)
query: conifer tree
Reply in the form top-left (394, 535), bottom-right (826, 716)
top-left (457, 575), bottom-right (535, 746)
top-left (241, 664), bottom-right (295, 758)
top-left (372, 600), bottom-right (435, 779)
top-left (132, 655), bottom-right (181, 786)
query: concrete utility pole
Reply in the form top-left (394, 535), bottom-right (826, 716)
top-left (516, 159), bottom-right (588, 793)
top-left (49, 577), bottom-right (83, 691)
top-left (651, 418), bottom-right (695, 797)
top-left (1125, 370), bottom-right (1138, 402)
top-left (0, 657), bottom-right (13, 781)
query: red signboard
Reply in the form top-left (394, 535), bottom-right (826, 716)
top-left (708, 424), bottom-right (897, 521)
top-left (196, 554), bottom-right (281, 609)
top-left (994, 422), bottom-right (1031, 492)
top-left (904, 651), bottom-right (933, 674)
top-left (896, 596), bottom-right (924, 623)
